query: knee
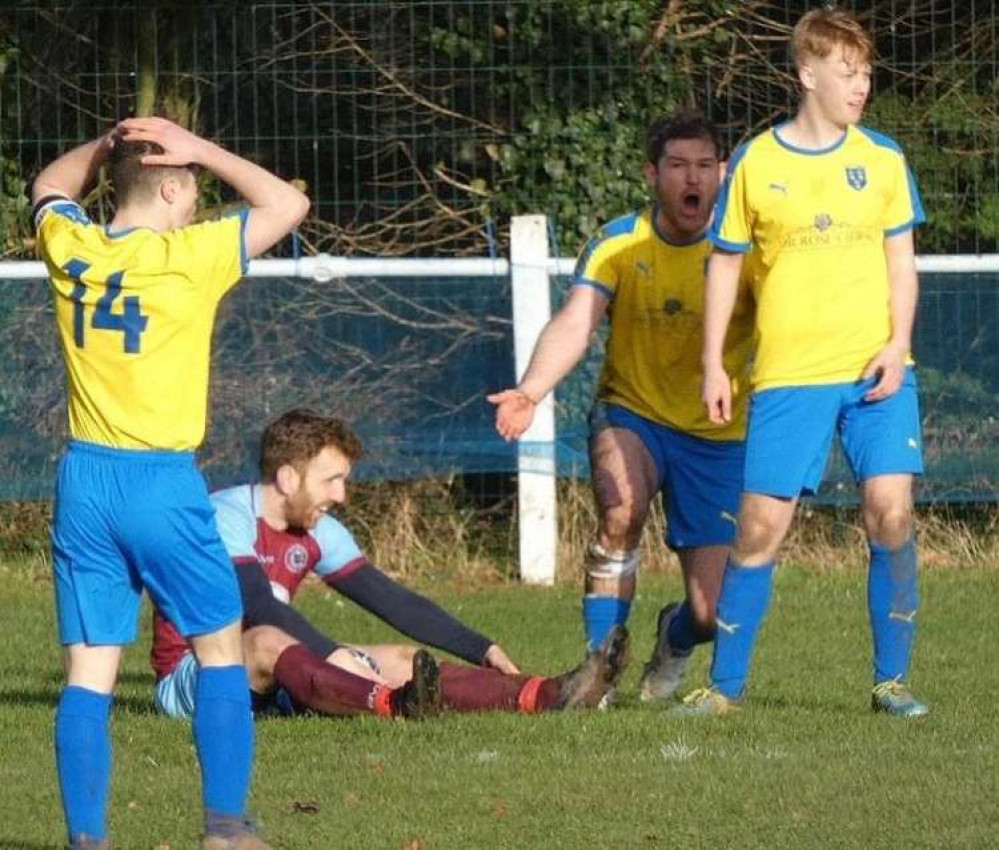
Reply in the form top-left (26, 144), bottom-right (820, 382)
top-left (191, 620), bottom-right (244, 666)
top-left (864, 502), bottom-right (913, 548)
top-left (734, 513), bottom-right (784, 562)
top-left (243, 626), bottom-right (289, 669)
top-left (599, 505), bottom-right (644, 551)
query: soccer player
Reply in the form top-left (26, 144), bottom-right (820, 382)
top-left (33, 117), bottom-right (309, 850)
top-left (489, 112), bottom-right (755, 702)
top-left (151, 408), bottom-right (629, 720)
top-left (677, 8), bottom-right (928, 717)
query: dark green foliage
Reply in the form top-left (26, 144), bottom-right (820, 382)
top-left (1, 1), bottom-right (995, 256)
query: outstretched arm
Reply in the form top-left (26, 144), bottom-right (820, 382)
top-left (31, 133), bottom-right (114, 206)
top-left (701, 249), bottom-right (745, 424)
top-left (328, 562), bottom-right (511, 668)
top-left (488, 285), bottom-right (608, 441)
top-left (115, 117), bottom-right (309, 258)
top-left (235, 563), bottom-right (338, 659)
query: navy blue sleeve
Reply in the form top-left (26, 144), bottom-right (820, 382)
top-left (329, 562), bottom-right (494, 665)
top-left (236, 563), bottom-right (339, 659)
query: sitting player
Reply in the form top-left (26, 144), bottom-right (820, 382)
top-left (151, 408), bottom-right (629, 719)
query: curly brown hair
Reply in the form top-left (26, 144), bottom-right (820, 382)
top-left (259, 408), bottom-right (364, 481)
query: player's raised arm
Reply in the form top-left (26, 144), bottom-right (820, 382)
top-left (701, 249), bottom-right (744, 424)
top-left (31, 132), bottom-right (114, 206)
top-left (863, 229), bottom-right (918, 402)
top-left (116, 117), bottom-right (309, 257)
top-left (488, 284), bottom-right (608, 441)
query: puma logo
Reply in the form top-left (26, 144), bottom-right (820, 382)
top-left (889, 610), bottom-right (917, 623)
top-left (716, 618), bottom-right (740, 635)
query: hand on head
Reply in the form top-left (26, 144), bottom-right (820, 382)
top-left (114, 116), bottom-right (207, 168)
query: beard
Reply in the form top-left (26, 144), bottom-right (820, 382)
top-left (284, 488), bottom-right (319, 530)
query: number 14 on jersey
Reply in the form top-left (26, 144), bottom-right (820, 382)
top-left (63, 258), bottom-right (149, 354)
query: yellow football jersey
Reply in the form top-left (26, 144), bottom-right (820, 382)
top-left (711, 124), bottom-right (924, 391)
top-left (35, 200), bottom-right (248, 450)
top-left (574, 206), bottom-right (755, 441)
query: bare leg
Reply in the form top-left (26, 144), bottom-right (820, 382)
top-left (584, 426), bottom-right (659, 650)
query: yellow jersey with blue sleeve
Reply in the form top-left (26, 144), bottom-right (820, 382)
top-left (574, 206), bottom-right (755, 441)
top-left (34, 198), bottom-right (249, 450)
top-left (710, 124), bottom-right (925, 391)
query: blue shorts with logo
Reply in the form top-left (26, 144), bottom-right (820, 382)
top-left (52, 440), bottom-right (242, 646)
top-left (589, 403), bottom-right (744, 549)
top-left (744, 367), bottom-right (924, 498)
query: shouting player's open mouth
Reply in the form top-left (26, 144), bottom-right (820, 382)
top-left (679, 190), bottom-right (704, 220)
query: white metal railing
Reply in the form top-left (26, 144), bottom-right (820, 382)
top-left (4, 232), bottom-right (999, 586)
top-left (6, 252), bottom-right (999, 280)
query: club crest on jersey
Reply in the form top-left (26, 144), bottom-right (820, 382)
top-left (845, 166), bottom-right (867, 190)
top-left (814, 213), bottom-right (833, 232)
top-left (663, 298), bottom-right (682, 316)
top-left (284, 543), bottom-right (309, 573)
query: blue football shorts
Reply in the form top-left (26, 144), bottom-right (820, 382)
top-left (743, 367), bottom-right (924, 499)
top-left (589, 402), bottom-right (744, 549)
top-left (52, 440), bottom-right (243, 646)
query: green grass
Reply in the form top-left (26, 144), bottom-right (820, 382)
top-left (1, 565), bottom-right (997, 849)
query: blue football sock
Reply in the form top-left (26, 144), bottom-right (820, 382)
top-left (709, 560), bottom-right (775, 699)
top-left (868, 538), bottom-right (918, 683)
top-left (193, 665), bottom-right (254, 820)
top-left (666, 601), bottom-right (700, 655)
top-left (582, 595), bottom-right (631, 652)
top-left (55, 685), bottom-right (113, 842)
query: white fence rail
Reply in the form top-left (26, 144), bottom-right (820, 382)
top-left (4, 222), bottom-right (999, 585)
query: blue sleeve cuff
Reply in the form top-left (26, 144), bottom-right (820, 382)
top-left (708, 233), bottom-right (751, 253)
top-left (224, 207), bottom-right (251, 274)
top-left (571, 277), bottom-right (614, 300)
top-left (884, 220), bottom-right (917, 237)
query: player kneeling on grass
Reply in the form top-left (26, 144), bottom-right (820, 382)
top-left (675, 8), bottom-right (928, 719)
top-left (490, 111), bottom-right (755, 704)
top-left (151, 408), bottom-right (629, 720)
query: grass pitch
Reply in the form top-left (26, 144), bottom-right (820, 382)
top-left (0, 565), bottom-right (996, 849)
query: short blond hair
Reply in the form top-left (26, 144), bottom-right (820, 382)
top-left (791, 8), bottom-right (873, 69)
